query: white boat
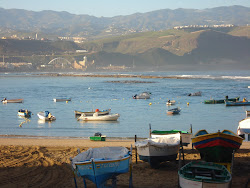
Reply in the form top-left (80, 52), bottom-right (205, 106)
top-left (2, 98), bottom-right (23, 104)
top-left (151, 130), bottom-right (192, 146)
top-left (179, 161), bottom-right (231, 188)
top-left (78, 112), bottom-right (120, 121)
top-left (133, 92), bottom-right (151, 99)
top-left (135, 133), bottom-right (180, 167)
top-left (188, 91), bottom-right (202, 96)
top-left (74, 109), bottom-right (111, 116)
top-left (53, 98), bottom-right (71, 102)
top-left (166, 100), bottom-right (176, 105)
top-left (71, 147), bottom-right (131, 187)
top-left (237, 110), bottom-right (250, 141)
top-left (37, 111), bottom-right (56, 121)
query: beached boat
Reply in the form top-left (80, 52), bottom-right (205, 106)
top-left (192, 129), bottom-right (243, 163)
top-left (71, 147), bottom-right (131, 187)
top-left (225, 100), bottom-right (250, 106)
top-left (151, 130), bottom-right (192, 146)
top-left (53, 98), bottom-right (71, 102)
top-left (166, 100), bottom-right (176, 105)
top-left (133, 92), bottom-right (151, 99)
top-left (237, 111), bottom-right (250, 141)
top-left (135, 133), bottom-right (180, 167)
top-left (90, 132), bottom-right (106, 141)
top-left (74, 109), bottom-right (111, 116)
top-left (204, 97), bottom-right (239, 104)
top-left (178, 161), bottom-right (231, 188)
top-left (78, 112), bottom-right (120, 121)
top-left (188, 91), bottom-right (202, 96)
top-left (18, 109), bottom-right (32, 117)
top-left (167, 107), bottom-right (181, 115)
top-left (37, 111), bottom-right (56, 121)
top-left (1, 98), bottom-right (23, 104)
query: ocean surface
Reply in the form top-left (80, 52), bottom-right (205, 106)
top-left (0, 71), bottom-right (250, 139)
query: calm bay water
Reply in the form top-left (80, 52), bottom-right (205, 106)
top-left (0, 71), bottom-right (250, 138)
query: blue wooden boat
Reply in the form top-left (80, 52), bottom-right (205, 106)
top-left (71, 147), bottom-right (131, 188)
top-left (225, 100), bottom-right (250, 106)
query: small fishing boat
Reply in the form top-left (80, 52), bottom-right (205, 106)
top-left (167, 107), bottom-right (181, 115)
top-left (151, 130), bottom-right (192, 146)
top-left (237, 111), bottom-right (250, 141)
top-left (166, 100), bottom-right (176, 105)
top-left (225, 100), bottom-right (250, 106)
top-left (1, 98), bottom-right (23, 104)
top-left (192, 129), bottom-right (243, 163)
top-left (188, 91), bottom-right (202, 96)
top-left (178, 161), bottom-right (231, 188)
top-left (90, 132), bottom-right (106, 141)
top-left (78, 112), bottom-right (120, 121)
top-left (74, 109), bottom-right (111, 116)
top-left (133, 92), bottom-right (151, 99)
top-left (53, 98), bottom-right (71, 102)
top-left (204, 96), bottom-right (239, 104)
top-left (18, 109), bottom-right (32, 117)
top-left (37, 111), bottom-right (56, 121)
top-left (71, 146), bottom-right (131, 187)
top-left (135, 133), bottom-right (180, 167)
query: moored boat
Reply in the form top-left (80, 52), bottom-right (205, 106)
top-left (204, 96), bottom-right (239, 104)
top-left (166, 100), bottom-right (176, 105)
top-left (178, 161), bottom-right (231, 188)
top-left (151, 129), bottom-right (192, 146)
top-left (78, 112), bottom-right (120, 121)
top-left (225, 100), bottom-right (250, 106)
top-left (37, 111), bottom-right (56, 121)
top-left (2, 98), bottom-right (23, 104)
top-left (53, 98), bottom-right (71, 102)
top-left (192, 129), bottom-right (243, 163)
top-left (18, 109), bottom-right (32, 117)
top-left (135, 133), bottom-right (180, 167)
top-left (167, 107), bottom-right (181, 115)
top-left (188, 91), bottom-right (201, 96)
top-left (74, 109), bottom-right (111, 116)
top-left (133, 92), bottom-right (151, 99)
top-left (71, 146), bottom-right (131, 187)
top-left (237, 111), bottom-right (250, 141)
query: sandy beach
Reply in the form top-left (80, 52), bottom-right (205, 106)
top-left (0, 136), bottom-right (249, 188)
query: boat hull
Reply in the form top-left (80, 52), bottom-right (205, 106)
top-left (2, 99), bottom-right (23, 104)
top-left (78, 114), bottom-right (119, 121)
top-left (18, 110), bottom-right (32, 117)
top-left (53, 98), bottom-right (71, 102)
top-left (192, 131), bottom-right (243, 162)
top-left (225, 101), bottom-right (250, 106)
top-left (179, 161), bottom-right (231, 188)
top-left (37, 112), bottom-right (56, 121)
top-left (204, 97), bottom-right (239, 104)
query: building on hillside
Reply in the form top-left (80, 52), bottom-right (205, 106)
top-left (72, 56), bottom-right (95, 71)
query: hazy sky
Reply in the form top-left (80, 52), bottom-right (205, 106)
top-left (1, 0), bottom-right (249, 17)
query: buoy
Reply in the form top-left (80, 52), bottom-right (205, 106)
top-left (66, 101), bottom-right (68, 103)
top-left (187, 102), bottom-right (189, 106)
top-left (149, 103), bottom-right (152, 105)
top-left (95, 109), bottom-right (99, 112)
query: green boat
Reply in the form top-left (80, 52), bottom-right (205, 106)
top-left (90, 132), bottom-right (106, 141)
top-left (178, 161), bottom-right (231, 188)
top-left (204, 97), bottom-right (239, 104)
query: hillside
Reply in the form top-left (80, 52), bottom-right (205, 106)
top-left (0, 6), bottom-right (249, 39)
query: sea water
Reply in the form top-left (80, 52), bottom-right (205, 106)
top-left (0, 71), bottom-right (250, 138)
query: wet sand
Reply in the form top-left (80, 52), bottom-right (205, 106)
top-left (0, 137), bottom-right (249, 188)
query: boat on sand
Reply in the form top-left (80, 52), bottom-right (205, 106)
top-left (237, 111), bottom-right (250, 141)
top-left (135, 133), bottom-right (180, 167)
top-left (71, 146), bottom-right (131, 187)
top-left (178, 161), bottom-right (231, 188)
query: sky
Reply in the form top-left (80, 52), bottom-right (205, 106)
top-left (0, 0), bottom-right (250, 17)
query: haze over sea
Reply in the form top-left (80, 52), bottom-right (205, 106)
top-left (1, 71), bottom-right (250, 139)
